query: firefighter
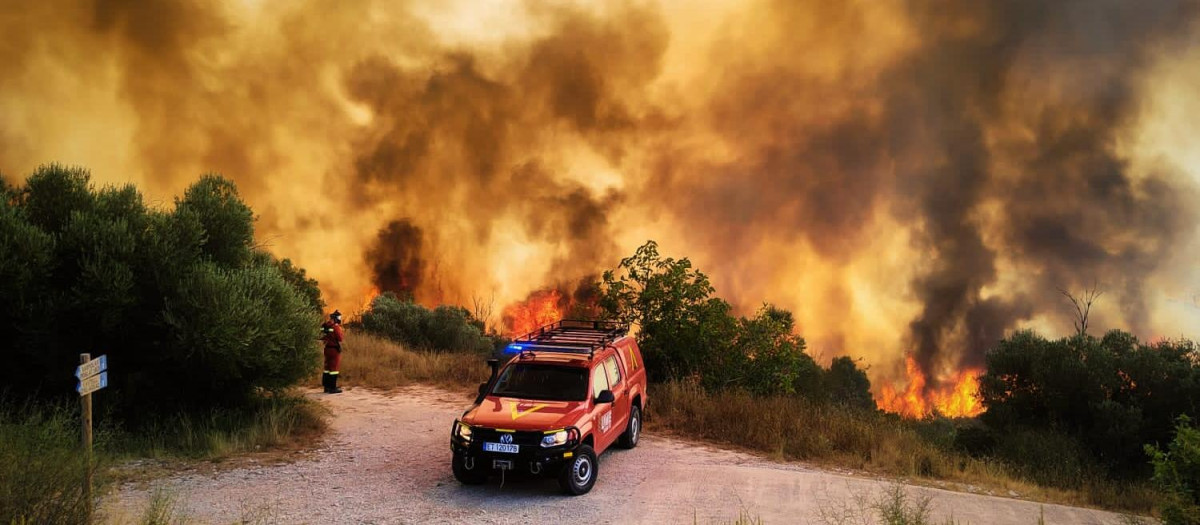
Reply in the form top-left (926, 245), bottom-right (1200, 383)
top-left (321, 310), bottom-right (345, 394)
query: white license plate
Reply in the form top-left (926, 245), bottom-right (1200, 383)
top-left (483, 442), bottom-right (519, 454)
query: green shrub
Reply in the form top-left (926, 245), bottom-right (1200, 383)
top-left (360, 292), bottom-right (495, 352)
top-left (0, 401), bottom-right (103, 525)
top-left (1, 165), bottom-right (323, 420)
top-left (736, 305), bottom-right (814, 396)
top-left (993, 427), bottom-right (1104, 489)
top-left (1146, 416), bottom-right (1200, 524)
top-left (825, 356), bottom-right (876, 410)
top-left (980, 330), bottom-right (1200, 477)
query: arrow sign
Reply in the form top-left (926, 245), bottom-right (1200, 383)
top-left (75, 355), bottom-right (107, 380)
top-left (77, 372), bottom-right (108, 396)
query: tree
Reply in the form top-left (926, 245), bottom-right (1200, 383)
top-left (175, 174), bottom-right (255, 267)
top-left (599, 240), bottom-right (737, 382)
top-left (735, 305), bottom-right (814, 396)
top-left (2, 166), bottom-right (324, 420)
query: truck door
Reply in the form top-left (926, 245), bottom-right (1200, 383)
top-left (590, 364), bottom-right (616, 451)
top-left (602, 354), bottom-right (630, 443)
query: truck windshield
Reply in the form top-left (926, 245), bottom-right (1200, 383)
top-left (490, 364), bottom-right (588, 402)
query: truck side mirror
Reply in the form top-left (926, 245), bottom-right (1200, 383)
top-left (595, 390), bottom-right (615, 404)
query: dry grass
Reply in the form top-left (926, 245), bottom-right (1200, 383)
top-left (648, 381), bottom-right (1158, 514)
top-left (321, 330), bottom-right (491, 391)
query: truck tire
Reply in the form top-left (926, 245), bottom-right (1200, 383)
top-left (617, 404), bottom-right (641, 449)
top-left (558, 445), bottom-right (598, 495)
top-left (453, 456), bottom-right (487, 485)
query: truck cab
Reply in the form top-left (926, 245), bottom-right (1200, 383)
top-left (450, 320), bottom-right (647, 495)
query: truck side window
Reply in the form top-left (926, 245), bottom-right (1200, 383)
top-left (592, 365), bottom-right (609, 398)
top-left (603, 356), bottom-right (622, 386)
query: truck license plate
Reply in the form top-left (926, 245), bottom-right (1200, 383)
top-left (484, 442), bottom-right (519, 454)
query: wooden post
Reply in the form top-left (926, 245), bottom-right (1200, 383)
top-left (80, 353), bottom-right (93, 524)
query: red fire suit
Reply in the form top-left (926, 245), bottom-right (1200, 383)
top-left (322, 321), bottom-right (344, 374)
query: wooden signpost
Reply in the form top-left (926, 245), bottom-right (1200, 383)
top-left (77, 353), bottom-right (108, 524)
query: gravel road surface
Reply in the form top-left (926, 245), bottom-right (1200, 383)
top-left (104, 387), bottom-right (1135, 524)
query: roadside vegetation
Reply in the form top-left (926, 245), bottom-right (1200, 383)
top-left (0, 401), bottom-right (98, 524)
top-left (814, 484), bottom-right (962, 525)
top-left (321, 330), bottom-right (491, 391)
top-left (358, 292), bottom-right (504, 353)
top-left (1, 165), bottom-right (328, 521)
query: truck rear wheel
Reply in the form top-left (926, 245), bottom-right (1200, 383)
top-left (618, 405), bottom-right (641, 449)
top-left (558, 445), bottom-right (598, 495)
top-left (453, 456), bottom-right (487, 485)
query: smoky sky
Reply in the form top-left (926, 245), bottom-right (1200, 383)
top-left (2, 0), bottom-right (1198, 393)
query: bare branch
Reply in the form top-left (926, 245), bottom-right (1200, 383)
top-left (1059, 283), bottom-right (1103, 337)
top-left (471, 289), bottom-right (496, 332)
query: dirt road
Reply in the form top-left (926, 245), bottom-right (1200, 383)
top-left (105, 387), bottom-right (1134, 524)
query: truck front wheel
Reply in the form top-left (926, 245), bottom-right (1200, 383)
top-left (558, 445), bottom-right (598, 495)
top-left (452, 455), bottom-right (487, 485)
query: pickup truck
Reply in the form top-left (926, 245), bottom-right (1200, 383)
top-left (450, 320), bottom-right (647, 495)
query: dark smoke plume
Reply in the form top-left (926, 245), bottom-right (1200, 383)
top-left (368, 219), bottom-right (426, 297)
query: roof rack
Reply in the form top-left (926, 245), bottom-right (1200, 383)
top-left (505, 319), bottom-right (628, 359)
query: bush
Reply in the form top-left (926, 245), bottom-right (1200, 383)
top-left (825, 356), bottom-right (876, 410)
top-left (359, 292), bottom-right (496, 352)
top-left (980, 330), bottom-right (1200, 477)
top-left (1146, 416), bottom-right (1200, 524)
top-left (735, 305), bottom-right (815, 396)
top-left (1, 165), bottom-right (323, 420)
top-left (0, 401), bottom-right (102, 525)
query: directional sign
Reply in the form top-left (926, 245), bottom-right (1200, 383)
top-left (77, 372), bottom-right (108, 396)
top-left (75, 355), bottom-right (107, 379)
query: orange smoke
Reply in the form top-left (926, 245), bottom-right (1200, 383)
top-left (501, 289), bottom-right (565, 337)
top-left (878, 356), bottom-right (984, 419)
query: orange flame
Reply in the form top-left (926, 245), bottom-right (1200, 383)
top-left (501, 289), bottom-right (565, 337)
top-left (357, 286), bottom-right (381, 316)
top-left (878, 355), bottom-right (984, 418)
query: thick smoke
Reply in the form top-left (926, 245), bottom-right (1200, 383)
top-left (643, 0), bottom-right (1200, 390)
top-left (2, 0), bottom-right (1198, 396)
top-left (368, 219), bottom-right (426, 298)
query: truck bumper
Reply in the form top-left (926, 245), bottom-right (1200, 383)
top-left (450, 428), bottom-right (578, 475)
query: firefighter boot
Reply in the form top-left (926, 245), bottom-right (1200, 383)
top-left (322, 372), bottom-right (333, 393)
top-left (329, 373), bottom-right (343, 394)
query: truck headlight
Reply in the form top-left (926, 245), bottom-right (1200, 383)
top-left (541, 430), bottom-right (569, 448)
top-left (454, 421), bottom-right (473, 441)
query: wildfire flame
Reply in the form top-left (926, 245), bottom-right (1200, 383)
top-left (501, 289), bottom-right (565, 337)
top-left (358, 286), bottom-right (381, 315)
top-left (878, 356), bottom-right (984, 418)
